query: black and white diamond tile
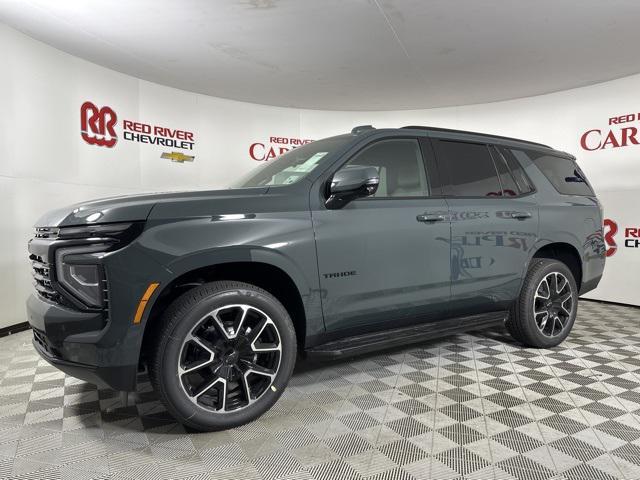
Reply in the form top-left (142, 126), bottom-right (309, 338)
top-left (1, 299), bottom-right (640, 479)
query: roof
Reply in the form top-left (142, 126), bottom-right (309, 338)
top-left (400, 125), bottom-right (551, 149)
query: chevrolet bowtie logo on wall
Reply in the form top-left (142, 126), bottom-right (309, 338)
top-left (161, 151), bottom-right (195, 163)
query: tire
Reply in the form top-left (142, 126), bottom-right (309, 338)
top-left (149, 281), bottom-right (297, 431)
top-left (507, 258), bottom-right (578, 348)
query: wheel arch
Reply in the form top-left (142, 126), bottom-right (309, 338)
top-left (139, 254), bottom-right (313, 366)
top-left (529, 241), bottom-right (583, 288)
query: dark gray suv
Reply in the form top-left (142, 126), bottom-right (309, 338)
top-left (26, 125), bottom-right (606, 430)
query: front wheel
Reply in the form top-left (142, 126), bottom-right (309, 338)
top-left (507, 259), bottom-right (578, 348)
top-left (150, 281), bottom-right (297, 431)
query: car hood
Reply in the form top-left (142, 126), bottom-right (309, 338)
top-left (34, 187), bottom-right (270, 227)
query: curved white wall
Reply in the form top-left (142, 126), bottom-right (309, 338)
top-left (1, 23), bottom-right (637, 328)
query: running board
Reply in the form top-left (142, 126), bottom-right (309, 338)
top-left (306, 312), bottom-right (507, 359)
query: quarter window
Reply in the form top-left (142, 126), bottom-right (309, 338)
top-left (490, 145), bottom-right (535, 196)
top-left (495, 146), bottom-right (534, 195)
top-left (491, 147), bottom-right (519, 196)
top-left (340, 139), bottom-right (429, 197)
top-left (435, 140), bottom-right (502, 197)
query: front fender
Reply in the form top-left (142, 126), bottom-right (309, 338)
top-left (132, 214), bottom-right (323, 349)
top-left (162, 245), bottom-right (314, 303)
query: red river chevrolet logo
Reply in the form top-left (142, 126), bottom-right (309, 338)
top-left (604, 219), bottom-right (618, 257)
top-left (249, 136), bottom-right (313, 161)
top-left (80, 101), bottom-right (118, 148)
top-left (80, 101), bottom-right (195, 151)
top-left (603, 218), bottom-right (640, 257)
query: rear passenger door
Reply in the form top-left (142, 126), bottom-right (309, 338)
top-left (431, 137), bottom-right (539, 316)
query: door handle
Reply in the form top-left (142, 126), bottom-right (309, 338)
top-left (511, 211), bottom-right (532, 220)
top-left (417, 214), bottom-right (446, 223)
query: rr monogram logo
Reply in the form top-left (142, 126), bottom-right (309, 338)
top-left (80, 101), bottom-right (118, 148)
top-left (603, 218), bottom-right (618, 257)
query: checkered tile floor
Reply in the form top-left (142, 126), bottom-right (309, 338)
top-left (1, 300), bottom-right (640, 479)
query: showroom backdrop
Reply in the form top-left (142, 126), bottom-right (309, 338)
top-left (2, 23), bottom-right (638, 329)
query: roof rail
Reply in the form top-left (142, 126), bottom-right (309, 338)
top-left (401, 125), bottom-right (551, 149)
top-left (351, 125), bottom-right (375, 135)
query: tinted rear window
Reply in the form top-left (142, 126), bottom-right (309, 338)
top-left (511, 149), bottom-right (594, 196)
top-left (435, 140), bottom-right (502, 196)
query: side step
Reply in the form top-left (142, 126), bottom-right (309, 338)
top-left (306, 312), bottom-right (507, 359)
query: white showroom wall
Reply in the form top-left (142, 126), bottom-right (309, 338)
top-left (1, 24), bottom-right (306, 329)
top-left (1, 23), bottom-right (638, 328)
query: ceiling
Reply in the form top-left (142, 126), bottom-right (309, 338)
top-left (2, 0), bottom-right (640, 111)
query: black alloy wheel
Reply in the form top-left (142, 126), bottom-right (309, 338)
top-left (506, 258), bottom-right (578, 348)
top-left (150, 281), bottom-right (297, 431)
top-left (178, 304), bottom-right (282, 412)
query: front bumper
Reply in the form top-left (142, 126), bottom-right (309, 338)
top-left (31, 335), bottom-right (137, 391)
top-left (26, 294), bottom-right (138, 391)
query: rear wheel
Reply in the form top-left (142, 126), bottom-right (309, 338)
top-left (507, 259), bottom-right (578, 348)
top-left (150, 281), bottom-right (297, 431)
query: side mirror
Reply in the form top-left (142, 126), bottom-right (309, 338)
top-left (325, 165), bottom-right (379, 209)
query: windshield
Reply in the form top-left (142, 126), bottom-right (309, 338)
top-left (233, 135), bottom-right (351, 188)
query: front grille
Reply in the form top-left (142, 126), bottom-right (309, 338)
top-left (101, 275), bottom-right (110, 315)
top-left (32, 328), bottom-right (59, 357)
top-left (29, 254), bottom-right (63, 303)
top-left (34, 227), bottom-right (59, 239)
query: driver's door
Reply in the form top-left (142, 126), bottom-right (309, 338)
top-left (312, 137), bottom-right (451, 334)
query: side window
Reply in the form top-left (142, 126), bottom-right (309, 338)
top-left (495, 146), bottom-right (534, 194)
top-left (435, 140), bottom-right (502, 197)
top-left (490, 146), bottom-right (519, 196)
top-left (340, 139), bottom-right (429, 197)
top-left (511, 148), bottom-right (594, 196)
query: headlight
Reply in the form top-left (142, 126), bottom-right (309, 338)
top-left (49, 222), bottom-right (143, 308)
top-left (57, 222), bottom-right (143, 242)
top-left (56, 246), bottom-right (108, 308)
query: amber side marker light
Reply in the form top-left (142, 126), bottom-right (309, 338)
top-left (133, 282), bottom-right (160, 324)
